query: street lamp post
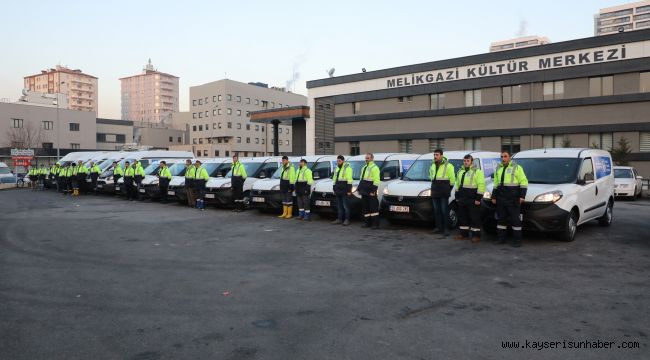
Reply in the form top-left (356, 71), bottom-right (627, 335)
top-left (55, 80), bottom-right (66, 161)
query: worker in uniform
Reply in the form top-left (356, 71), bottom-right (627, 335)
top-left (491, 150), bottom-right (528, 247)
top-left (358, 153), bottom-right (381, 229)
top-left (111, 161), bottom-right (123, 196)
top-left (454, 154), bottom-right (486, 243)
top-left (123, 161), bottom-right (135, 201)
top-left (295, 159), bottom-right (314, 221)
top-left (76, 160), bottom-right (89, 195)
top-left (429, 149), bottom-right (456, 236)
top-left (89, 161), bottom-right (102, 195)
top-left (63, 163), bottom-right (73, 195)
top-left (38, 164), bottom-right (47, 191)
top-left (193, 160), bottom-right (209, 210)
top-left (70, 161), bottom-right (79, 196)
top-left (134, 160), bottom-right (145, 200)
top-left (53, 163), bottom-right (62, 192)
top-left (157, 161), bottom-right (172, 204)
top-left (47, 163), bottom-right (56, 190)
top-left (230, 154), bottom-right (247, 212)
top-left (28, 166), bottom-right (38, 191)
top-left (184, 159), bottom-right (196, 208)
top-left (332, 155), bottom-right (353, 226)
top-left (278, 156), bottom-right (297, 219)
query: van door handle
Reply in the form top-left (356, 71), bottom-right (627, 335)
top-left (595, 186), bottom-right (598, 196)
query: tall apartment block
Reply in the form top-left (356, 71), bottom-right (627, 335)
top-left (23, 65), bottom-right (98, 113)
top-left (595, 0), bottom-right (650, 35)
top-left (120, 59), bottom-right (179, 123)
top-left (490, 36), bottom-right (551, 52)
top-left (183, 79), bottom-right (307, 158)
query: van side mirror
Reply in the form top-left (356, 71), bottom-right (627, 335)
top-left (383, 172), bottom-right (392, 181)
top-left (579, 173), bottom-right (594, 185)
top-left (258, 172), bottom-right (266, 179)
top-left (313, 173), bottom-right (320, 180)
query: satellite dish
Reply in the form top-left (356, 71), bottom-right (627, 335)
top-left (327, 68), bottom-right (335, 78)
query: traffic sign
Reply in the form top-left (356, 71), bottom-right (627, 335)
top-left (10, 148), bottom-right (34, 156)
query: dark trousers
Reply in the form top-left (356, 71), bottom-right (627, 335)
top-left (497, 201), bottom-right (522, 242)
top-left (126, 180), bottom-right (136, 200)
top-left (91, 174), bottom-right (98, 193)
top-left (233, 184), bottom-right (244, 210)
top-left (159, 184), bottom-right (169, 203)
top-left (335, 193), bottom-right (350, 221)
top-left (296, 193), bottom-right (310, 212)
top-left (458, 200), bottom-right (481, 237)
top-left (361, 194), bottom-right (379, 222)
top-left (55, 176), bottom-right (60, 192)
top-left (282, 191), bottom-right (293, 206)
top-left (432, 197), bottom-right (450, 232)
top-left (186, 186), bottom-right (195, 207)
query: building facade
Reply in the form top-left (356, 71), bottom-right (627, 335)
top-left (96, 118), bottom-right (134, 150)
top-left (120, 60), bottom-right (179, 123)
top-left (181, 79), bottom-right (307, 158)
top-left (23, 65), bottom-right (98, 113)
top-left (306, 29), bottom-right (650, 177)
top-left (595, 0), bottom-right (650, 35)
top-left (490, 36), bottom-right (551, 52)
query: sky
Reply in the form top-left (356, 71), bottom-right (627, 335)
top-left (0, 0), bottom-right (631, 119)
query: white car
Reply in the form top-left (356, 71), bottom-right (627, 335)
top-left (482, 148), bottom-right (615, 242)
top-left (381, 151), bottom-right (500, 228)
top-left (614, 166), bottom-right (643, 199)
top-left (167, 158), bottom-right (232, 203)
top-left (310, 153), bottom-right (420, 218)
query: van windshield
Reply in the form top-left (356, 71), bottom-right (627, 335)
top-left (403, 159), bottom-right (463, 181)
top-left (225, 162), bottom-right (263, 178)
top-left (143, 164), bottom-right (160, 175)
top-left (0, 167), bottom-right (11, 175)
top-left (348, 161), bottom-right (384, 180)
top-left (168, 163), bottom-right (185, 176)
top-left (614, 169), bottom-right (634, 178)
top-left (209, 162), bottom-right (231, 178)
top-left (512, 158), bottom-right (579, 184)
top-left (271, 162), bottom-right (313, 179)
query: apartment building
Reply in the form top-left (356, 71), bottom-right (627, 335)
top-left (120, 59), bottom-right (179, 123)
top-left (490, 36), bottom-right (551, 52)
top-left (595, 0), bottom-right (650, 35)
top-left (23, 65), bottom-right (98, 113)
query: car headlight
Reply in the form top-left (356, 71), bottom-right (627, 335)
top-left (533, 191), bottom-right (562, 203)
top-left (271, 184), bottom-right (280, 191)
top-left (220, 182), bottom-right (231, 188)
top-left (383, 187), bottom-right (389, 195)
top-left (351, 185), bottom-right (358, 193)
top-left (483, 191), bottom-right (492, 200)
top-left (418, 189), bottom-right (431, 197)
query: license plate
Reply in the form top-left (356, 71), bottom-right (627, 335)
top-left (315, 200), bottom-right (330, 207)
top-left (97, 184), bottom-right (103, 189)
top-left (139, 188), bottom-right (145, 193)
top-left (115, 186), bottom-right (120, 191)
top-left (252, 196), bottom-right (265, 203)
top-left (205, 193), bottom-right (215, 199)
top-left (167, 190), bottom-right (175, 196)
top-left (86, 179), bottom-right (92, 183)
top-left (389, 205), bottom-right (410, 213)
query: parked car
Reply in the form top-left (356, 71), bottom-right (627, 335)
top-left (482, 148), bottom-right (614, 242)
top-left (613, 166), bottom-right (643, 199)
top-left (380, 151), bottom-right (500, 228)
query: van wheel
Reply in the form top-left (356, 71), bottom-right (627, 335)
top-left (448, 202), bottom-right (458, 229)
top-left (560, 210), bottom-right (578, 242)
top-left (598, 200), bottom-right (613, 227)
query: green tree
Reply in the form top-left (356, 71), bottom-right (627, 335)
top-left (561, 137), bottom-right (572, 148)
top-left (610, 136), bottom-right (632, 166)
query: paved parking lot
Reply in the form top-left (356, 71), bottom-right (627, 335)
top-left (0, 190), bottom-right (648, 360)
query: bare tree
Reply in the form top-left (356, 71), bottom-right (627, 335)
top-left (4, 120), bottom-right (49, 158)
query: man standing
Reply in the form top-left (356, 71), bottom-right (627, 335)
top-left (295, 159), bottom-right (314, 221)
top-left (28, 166), bottom-right (37, 191)
top-left (157, 161), bottom-right (172, 204)
top-left (184, 159), bottom-right (196, 208)
top-left (134, 160), bottom-right (145, 200)
top-left (111, 161), bottom-right (123, 196)
top-left (60, 163), bottom-right (70, 194)
top-left (193, 160), bottom-right (209, 210)
top-left (38, 164), bottom-right (47, 191)
top-left (231, 154), bottom-right (247, 212)
top-left (278, 156), bottom-right (297, 219)
top-left (76, 160), bottom-right (89, 195)
top-left (429, 149), bottom-right (455, 236)
top-left (89, 161), bottom-right (102, 195)
top-left (332, 155), bottom-right (353, 226)
top-left (491, 150), bottom-right (528, 247)
top-left (123, 161), bottom-right (135, 201)
top-left (358, 153), bottom-right (381, 229)
top-left (454, 154), bottom-right (486, 243)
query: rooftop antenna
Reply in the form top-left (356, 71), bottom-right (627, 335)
top-left (327, 68), bottom-right (335, 78)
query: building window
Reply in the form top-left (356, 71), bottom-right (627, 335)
top-left (227, 108), bottom-right (232, 115)
top-left (196, 151), bottom-right (201, 157)
top-left (69, 123), bottom-right (80, 131)
top-left (398, 140), bottom-right (413, 153)
top-left (464, 137), bottom-right (481, 151)
top-left (193, 113), bottom-right (197, 119)
top-left (203, 150), bottom-right (208, 156)
top-left (246, 97), bottom-right (251, 104)
top-left (227, 94), bottom-right (232, 101)
top-left (169, 136), bottom-right (173, 142)
top-left (177, 137), bottom-right (182, 143)
top-left (199, 125), bottom-right (203, 131)
top-left (199, 138), bottom-right (203, 144)
top-left (464, 90), bottom-right (481, 107)
top-left (430, 93), bottom-right (446, 110)
top-left (237, 109), bottom-right (241, 116)
top-left (11, 118), bottom-right (23, 128)
top-left (502, 85), bottom-right (522, 104)
top-left (353, 102), bottom-right (361, 114)
top-left (255, 138), bottom-right (259, 144)
top-left (212, 123), bottom-right (216, 129)
top-left (286, 140), bottom-right (290, 146)
top-left (205, 111), bottom-right (209, 117)
top-left (350, 141), bottom-right (360, 156)
top-left (397, 96), bottom-right (404, 103)
top-left (261, 127), bottom-right (265, 132)
top-left (236, 96), bottom-right (241, 102)
top-left (213, 110), bottom-right (217, 116)
top-left (42, 121), bottom-right (53, 130)
top-left (278, 140), bottom-right (283, 145)
top-left (271, 102), bottom-right (275, 108)
top-left (589, 76), bottom-right (614, 97)
top-left (542, 134), bottom-right (570, 148)
top-left (255, 99), bottom-right (259, 105)
top-left (42, 142), bottom-right (53, 149)
top-left (116, 134), bottom-right (126, 143)
top-left (246, 137), bottom-right (250, 143)
top-left (198, 99), bottom-right (203, 105)
top-left (237, 123), bottom-right (242, 129)
top-left (245, 111), bottom-right (250, 117)
top-left (640, 132), bottom-right (650, 152)
top-left (261, 100), bottom-right (268, 109)
top-left (198, 112), bottom-right (203, 118)
top-left (71, 143), bottom-right (80, 149)
top-left (218, 109), bottom-right (222, 115)
top-left (589, 132), bottom-right (613, 150)
top-left (192, 125), bottom-right (197, 131)
top-left (543, 81), bottom-right (564, 100)
top-left (286, 128), bottom-right (289, 134)
top-left (429, 138), bottom-right (445, 152)
top-left (501, 136), bottom-right (521, 154)
top-left (237, 137), bottom-right (241, 143)
top-left (193, 138), bottom-right (197, 144)
top-left (246, 124), bottom-right (250, 130)
top-left (255, 125), bottom-right (259, 131)
top-left (640, 72), bottom-right (650, 93)
top-left (261, 139), bottom-right (265, 144)
top-left (228, 122), bottom-right (232, 128)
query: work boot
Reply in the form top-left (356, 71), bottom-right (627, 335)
top-left (361, 217), bottom-right (371, 228)
top-left (295, 210), bottom-right (304, 220)
top-left (372, 217), bottom-right (380, 230)
top-left (284, 206), bottom-right (293, 219)
top-left (331, 219), bottom-right (342, 225)
top-left (304, 212), bottom-right (311, 222)
top-left (342, 219), bottom-right (350, 226)
top-left (278, 206), bottom-right (287, 218)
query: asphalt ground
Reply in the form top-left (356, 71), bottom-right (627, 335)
top-left (0, 189), bottom-right (648, 360)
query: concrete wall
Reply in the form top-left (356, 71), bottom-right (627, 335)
top-left (96, 121), bottom-right (133, 150)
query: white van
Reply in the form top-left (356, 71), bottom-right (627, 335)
top-left (204, 157), bottom-right (282, 207)
top-left (167, 158), bottom-right (232, 203)
top-left (381, 151), bottom-right (500, 228)
top-left (250, 155), bottom-right (338, 212)
top-left (0, 161), bottom-right (15, 184)
top-left (140, 159), bottom-right (187, 200)
top-left (482, 148), bottom-right (614, 242)
top-left (310, 153), bottom-right (419, 218)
